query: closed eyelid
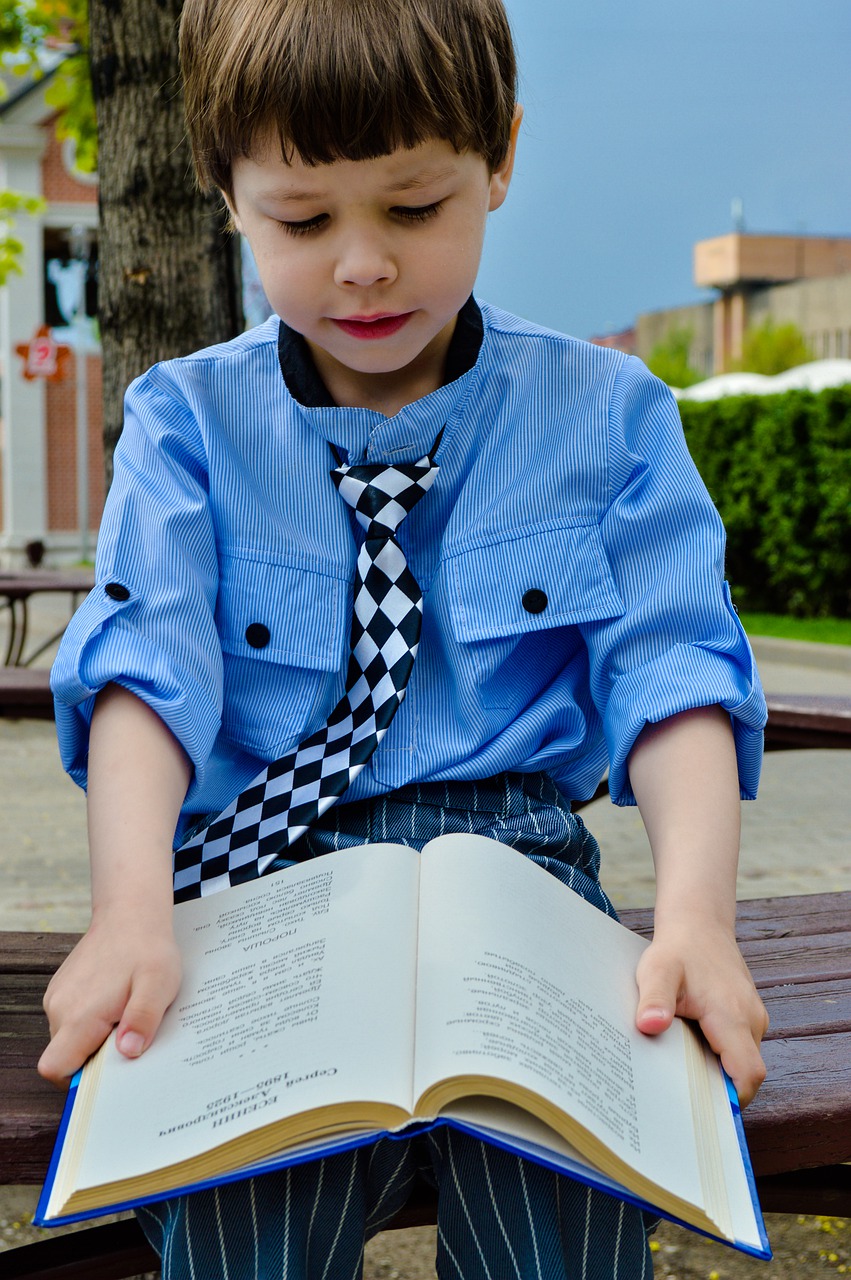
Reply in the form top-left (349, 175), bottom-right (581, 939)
top-left (391, 200), bottom-right (443, 219)
top-left (275, 201), bottom-right (442, 234)
top-left (277, 213), bottom-right (328, 236)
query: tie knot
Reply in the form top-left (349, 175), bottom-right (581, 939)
top-left (331, 456), bottom-right (438, 535)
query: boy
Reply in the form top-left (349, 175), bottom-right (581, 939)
top-left (42, 0), bottom-right (769, 1275)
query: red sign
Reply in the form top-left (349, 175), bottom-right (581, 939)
top-left (15, 325), bottom-right (71, 382)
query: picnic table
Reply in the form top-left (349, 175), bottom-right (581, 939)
top-left (0, 571), bottom-right (94, 669)
top-left (0, 571), bottom-right (94, 719)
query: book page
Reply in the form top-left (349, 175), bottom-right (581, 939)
top-left (413, 835), bottom-right (707, 1209)
top-left (67, 844), bottom-right (420, 1196)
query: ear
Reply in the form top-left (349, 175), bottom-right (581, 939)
top-left (221, 190), bottom-right (243, 235)
top-left (488, 104), bottom-right (523, 212)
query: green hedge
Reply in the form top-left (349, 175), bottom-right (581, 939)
top-left (678, 386), bottom-right (851, 618)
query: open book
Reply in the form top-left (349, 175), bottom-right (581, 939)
top-left (37, 835), bottom-right (769, 1257)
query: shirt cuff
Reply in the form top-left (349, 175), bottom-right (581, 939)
top-left (51, 588), bottom-right (221, 803)
top-left (604, 640), bottom-right (767, 805)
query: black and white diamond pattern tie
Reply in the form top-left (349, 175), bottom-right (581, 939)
top-left (172, 449), bottom-right (439, 901)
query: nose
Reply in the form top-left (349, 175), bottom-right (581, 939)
top-left (333, 228), bottom-right (397, 289)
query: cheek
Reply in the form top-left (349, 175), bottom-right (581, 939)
top-left (428, 223), bottom-right (486, 284)
top-left (251, 245), bottom-right (312, 305)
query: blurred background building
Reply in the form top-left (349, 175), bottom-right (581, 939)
top-left (595, 232), bottom-right (851, 377)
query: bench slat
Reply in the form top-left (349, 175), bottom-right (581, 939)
top-left (760, 977), bottom-right (851, 1038)
top-left (745, 1033), bottom-right (851, 1174)
top-left (621, 891), bottom-right (851, 945)
top-left (0, 669), bottom-right (54, 719)
top-left (0, 1216), bottom-right (159, 1280)
top-left (731, 890), bottom-right (851, 940)
top-left (764, 693), bottom-right (851, 750)
top-left (0, 934), bottom-right (77, 974)
top-left (2, 890), bottom-right (845, 967)
top-left (740, 931), bottom-right (851, 987)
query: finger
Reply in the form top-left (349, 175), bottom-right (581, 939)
top-left (699, 1008), bottom-right (768, 1108)
top-left (718, 1035), bottom-right (767, 1108)
top-left (38, 1011), bottom-right (118, 1087)
top-left (115, 966), bottom-right (180, 1059)
top-left (634, 948), bottom-right (683, 1036)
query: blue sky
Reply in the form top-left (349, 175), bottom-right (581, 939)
top-left (475, 0), bottom-right (851, 340)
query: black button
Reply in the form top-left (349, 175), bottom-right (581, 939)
top-left (104, 582), bottom-right (130, 602)
top-left (522, 588), bottom-right (548, 614)
top-left (245, 623), bottom-right (271, 649)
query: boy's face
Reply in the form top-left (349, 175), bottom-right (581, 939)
top-left (226, 116), bottom-right (520, 414)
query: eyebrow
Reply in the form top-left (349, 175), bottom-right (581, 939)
top-left (386, 166), bottom-right (457, 193)
top-left (261, 165), bottom-right (459, 204)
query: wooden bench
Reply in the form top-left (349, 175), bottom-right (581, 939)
top-left (3, 681), bottom-right (849, 741)
top-left (0, 570), bottom-right (93, 720)
top-left (2, 889), bottom-right (850, 1279)
top-left (0, 668), bottom-right (54, 720)
top-left (763, 693), bottom-right (851, 751)
top-left (2, 692), bottom-right (849, 1276)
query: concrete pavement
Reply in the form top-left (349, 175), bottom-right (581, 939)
top-left (1, 596), bottom-right (849, 929)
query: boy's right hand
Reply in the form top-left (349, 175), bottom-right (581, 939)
top-left (38, 907), bottom-right (182, 1087)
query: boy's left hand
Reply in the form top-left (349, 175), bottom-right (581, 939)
top-left (634, 918), bottom-right (769, 1107)
top-left (625, 705), bottom-right (771, 1109)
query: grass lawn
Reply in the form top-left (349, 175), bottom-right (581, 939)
top-left (740, 612), bottom-right (851, 646)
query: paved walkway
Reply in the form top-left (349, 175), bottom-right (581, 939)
top-left (1, 597), bottom-right (849, 929)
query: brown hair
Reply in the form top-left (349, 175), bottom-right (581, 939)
top-left (179, 0), bottom-right (517, 195)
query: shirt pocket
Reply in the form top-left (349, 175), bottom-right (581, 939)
top-left (216, 552), bottom-right (350, 757)
top-left (444, 523), bottom-right (625, 709)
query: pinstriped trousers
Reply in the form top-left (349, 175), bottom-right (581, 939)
top-left (138, 774), bottom-right (656, 1278)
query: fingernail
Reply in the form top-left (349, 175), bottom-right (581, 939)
top-left (118, 1030), bottom-right (145, 1057)
top-left (640, 1007), bottom-right (669, 1024)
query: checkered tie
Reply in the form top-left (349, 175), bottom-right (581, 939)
top-left (172, 447), bottom-right (439, 901)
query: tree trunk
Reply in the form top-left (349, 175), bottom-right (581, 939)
top-left (88, 0), bottom-right (244, 484)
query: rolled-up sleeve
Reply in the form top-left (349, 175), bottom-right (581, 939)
top-left (51, 366), bottom-right (223, 800)
top-left (580, 357), bottom-right (766, 805)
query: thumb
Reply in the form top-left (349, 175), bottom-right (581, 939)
top-left (115, 968), bottom-right (178, 1059)
top-left (635, 945), bottom-right (683, 1037)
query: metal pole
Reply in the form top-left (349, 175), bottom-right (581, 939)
top-left (75, 343), bottom-right (89, 563)
top-left (69, 223), bottom-right (92, 564)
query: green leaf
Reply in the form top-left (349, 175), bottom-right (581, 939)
top-left (0, 190), bottom-right (46, 285)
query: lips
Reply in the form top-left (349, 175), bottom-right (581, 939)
top-left (331, 313), bottom-right (413, 340)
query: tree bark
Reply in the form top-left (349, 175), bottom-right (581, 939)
top-left (88, 0), bottom-right (243, 484)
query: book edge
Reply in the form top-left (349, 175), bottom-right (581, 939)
top-left (34, 1108), bottom-right (771, 1258)
top-left (723, 1070), bottom-right (772, 1258)
top-left (34, 1068), bottom-right (83, 1226)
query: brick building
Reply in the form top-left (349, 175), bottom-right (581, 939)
top-left (0, 58), bottom-right (103, 567)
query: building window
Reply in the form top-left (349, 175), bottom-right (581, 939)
top-left (43, 227), bottom-right (98, 330)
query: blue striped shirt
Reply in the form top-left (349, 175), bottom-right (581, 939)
top-left (52, 300), bottom-right (766, 838)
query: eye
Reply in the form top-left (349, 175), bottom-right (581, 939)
top-left (392, 202), bottom-right (442, 224)
top-left (277, 214), bottom-right (328, 237)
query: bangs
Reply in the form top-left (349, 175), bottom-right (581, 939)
top-left (181, 0), bottom-right (516, 192)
